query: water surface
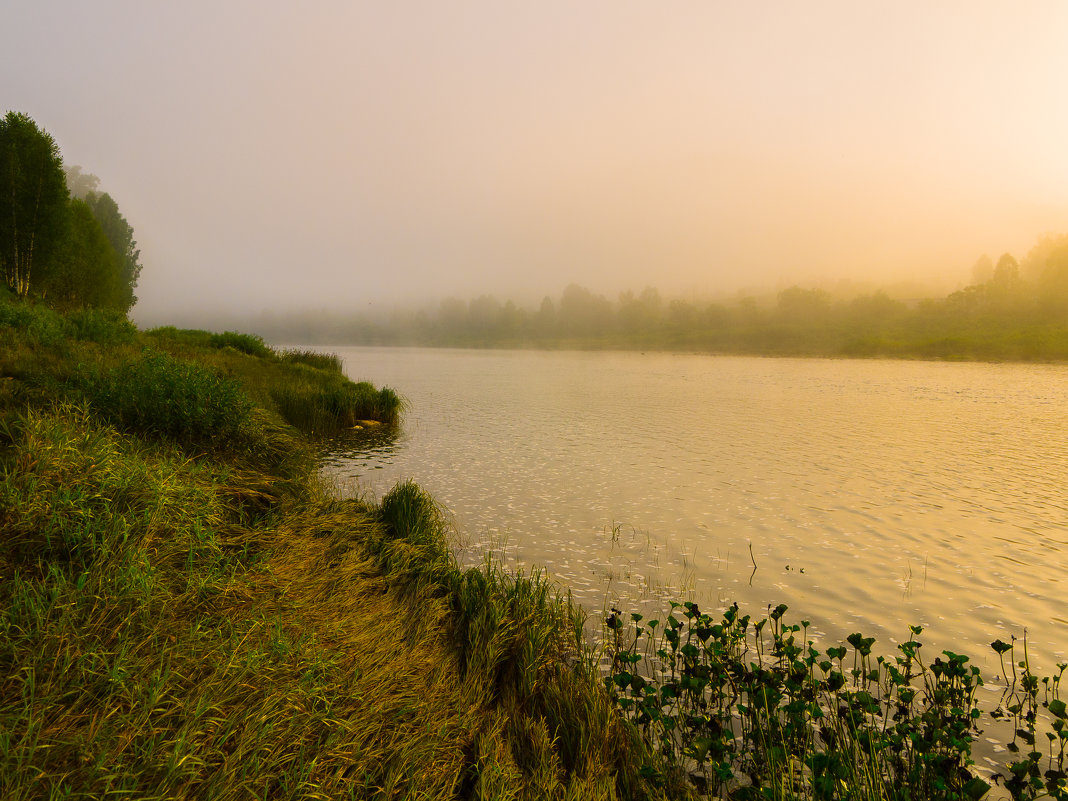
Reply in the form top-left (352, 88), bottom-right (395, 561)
top-left (318, 347), bottom-right (1068, 678)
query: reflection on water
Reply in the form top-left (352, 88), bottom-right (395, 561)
top-left (314, 347), bottom-right (1068, 685)
top-left (318, 422), bottom-right (402, 483)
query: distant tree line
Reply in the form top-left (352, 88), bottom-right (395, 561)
top-left (0, 112), bottom-right (141, 312)
top-left (249, 234), bottom-right (1068, 361)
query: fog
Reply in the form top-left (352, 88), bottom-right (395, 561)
top-left (3, 2), bottom-right (1067, 326)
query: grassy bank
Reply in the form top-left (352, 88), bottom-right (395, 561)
top-left (0, 295), bottom-right (662, 800)
top-left (3, 294), bottom-right (1067, 800)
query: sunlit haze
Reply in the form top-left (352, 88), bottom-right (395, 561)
top-left (3, 2), bottom-right (1067, 324)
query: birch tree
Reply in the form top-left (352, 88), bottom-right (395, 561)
top-left (0, 112), bottom-right (69, 297)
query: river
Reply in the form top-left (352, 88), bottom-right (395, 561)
top-left (315, 346), bottom-right (1068, 683)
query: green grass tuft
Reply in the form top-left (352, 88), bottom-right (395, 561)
top-left (209, 330), bottom-right (274, 358)
top-left (269, 375), bottom-right (404, 432)
top-left (279, 348), bottom-right (344, 373)
top-left (143, 325), bottom-right (215, 349)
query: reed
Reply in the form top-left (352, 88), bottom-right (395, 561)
top-left (77, 350), bottom-right (256, 449)
top-left (269, 377), bottom-right (404, 433)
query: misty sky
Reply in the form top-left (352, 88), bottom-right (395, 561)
top-left (3, 2), bottom-right (1068, 323)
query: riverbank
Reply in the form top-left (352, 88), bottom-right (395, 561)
top-left (4, 296), bottom-right (1067, 800)
top-left (0, 296), bottom-right (665, 800)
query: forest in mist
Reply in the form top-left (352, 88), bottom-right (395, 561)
top-left (212, 232), bottom-right (1068, 362)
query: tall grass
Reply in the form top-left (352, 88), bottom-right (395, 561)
top-left (78, 350), bottom-right (255, 449)
top-left (0, 406), bottom-right (667, 800)
top-left (0, 405), bottom-right (432, 799)
top-left (0, 297), bottom-right (73, 346)
top-left (269, 374), bottom-right (404, 432)
top-left (279, 348), bottom-right (344, 373)
top-left (66, 307), bottom-right (138, 344)
top-left (143, 325), bottom-right (215, 349)
top-left (351, 479), bottom-right (666, 799)
top-left (0, 295), bottom-right (665, 800)
top-left (209, 330), bottom-right (273, 358)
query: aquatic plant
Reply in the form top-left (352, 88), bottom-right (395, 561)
top-left (989, 636), bottom-right (1068, 800)
top-left (604, 601), bottom-right (1068, 800)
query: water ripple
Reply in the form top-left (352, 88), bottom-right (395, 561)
top-left (322, 348), bottom-right (1068, 673)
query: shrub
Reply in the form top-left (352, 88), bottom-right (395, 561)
top-left (209, 330), bottom-right (273, 358)
top-left (67, 307), bottom-right (137, 344)
top-left (0, 299), bottom-right (71, 346)
top-left (144, 326), bottom-right (214, 348)
top-left (80, 350), bottom-right (254, 450)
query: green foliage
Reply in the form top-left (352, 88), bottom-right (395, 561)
top-left (0, 297), bottom-right (73, 346)
top-left (143, 325), bottom-right (215, 348)
top-left (0, 112), bottom-right (70, 298)
top-left (0, 115), bottom-right (141, 312)
top-left (603, 602), bottom-right (1068, 800)
top-left (84, 190), bottom-right (142, 312)
top-left (44, 197), bottom-right (125, 309)
top-left (147, 327), bottom-right (276, 360)
top-left (378, 479), bottom-right (452, 569)
top-left (0, 298), bottom-right (137, 348)
top-left (269, 375), bottom-right (403, 432)
top-left (66, 307), bottom-right (138, 344)
top-left (209, 330), bottom-right (273, 358)
top-left (140, 328), bottom-right (403, 435)
top-left (986, 639), bottom-right (1068, 801)
top-left (79, 350), bottom-right (255, 450)
top-left (279, 348), bottom-right (343, 373)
